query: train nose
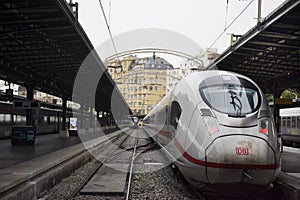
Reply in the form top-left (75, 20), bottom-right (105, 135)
top-left (205, 135), bottom-right (278, 185)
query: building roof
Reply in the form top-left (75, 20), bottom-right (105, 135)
top-left (129, 56), bottom-right (173, 71)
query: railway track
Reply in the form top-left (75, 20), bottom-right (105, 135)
top-left (68, 128), bottom-right (156, 200)
top-left (42, 127), bottom-right (285, 200)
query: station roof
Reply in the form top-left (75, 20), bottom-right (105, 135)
top-left (207, 0), bottom-right (300, 95)
top-left (0, 0), bottom-right (128, 111)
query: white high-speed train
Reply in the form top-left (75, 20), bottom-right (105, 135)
top-left (144, 71), bottom-right (281, 191)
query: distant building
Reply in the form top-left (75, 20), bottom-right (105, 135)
top-left (108, 54), bottom-right (173, 116)
top-left (0, 81), bottom-right (19, 95)
top-left (18, 86), bottom-right (62, 104)
top-left (107, 49), bottom-right (219, 115)
top-left (165, 49), bottom-right (220, 93)
top-left (18, 86), bottom-right (26, 97)
top-left (166, 69), bottom-right (183, 93)
top-left (205, 48), bottom-right (219, 66)
top-left (17, 86), bottom-right (80, 109)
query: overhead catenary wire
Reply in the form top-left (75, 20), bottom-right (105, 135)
top-left (98, 0), bottom-right (118, 57)
top-left (108, 0), bottom-right (112, 27)
top-left (208, 0), bottom-right (255, 50)
top-left (225, 0), bottom-right (229, 29)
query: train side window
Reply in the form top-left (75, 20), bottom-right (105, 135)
top-left (38, 115), bottom-right (42, 123)
top-left (297, 117), bottom-right (300, 129)
top-left (282, 117), bottom-right (286, 128)
top-left (170, 101), bottom-right (181, 130)
top-left (0, 114), bottom-right (4, 122)
top-left (16, 115), bottom-right (22, 123)
top-left (292, 117), bottom-right (296, 128)
top-left (21, 116), bottom-right (26, 122)
top-left (4, 114), bottom-right (11, 123)
top-left (45, 116), bottom-right (50, 124)
top-left (50, 116), bottom-right (55, 123)
top-left (287, 117), bottom-right (291, 128)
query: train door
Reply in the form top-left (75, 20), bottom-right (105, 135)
top-left (170, 101), bottom-right (182, 137)
top-left (169, 100), bottom-right (183, 158)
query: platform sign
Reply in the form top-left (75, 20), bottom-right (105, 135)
top-left (69, 117), bottom-right (78, 131)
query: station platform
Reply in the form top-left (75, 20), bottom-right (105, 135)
top-left (0, 133), bottom-right (81, 169)
top-left (275, 146), bottom-right (300, 199)
top-left (0, 128), bottom-right (123, 200)
top-left (282, 146), bottom-right (300, 176)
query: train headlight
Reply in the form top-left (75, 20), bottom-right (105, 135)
top-left (259, 118), bottom-right (269, 135)
top-left (203, 117), bottom-right (219, 134)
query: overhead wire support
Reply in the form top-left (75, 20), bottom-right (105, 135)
top-left (208, 0), bottom-right (255, 50)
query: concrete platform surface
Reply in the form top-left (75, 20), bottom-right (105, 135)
top-left (0, 128), bottom-right (126, 198)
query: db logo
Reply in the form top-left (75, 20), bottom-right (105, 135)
top-left (236, 147), bottom-right (249, 155)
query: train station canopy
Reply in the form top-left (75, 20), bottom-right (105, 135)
top-left (207, 0), bottom-right (300, 95)
top-left (0, 0), bottom-right (128, 111)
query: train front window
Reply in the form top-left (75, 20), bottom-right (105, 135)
top-left (200, 76), bottom-right (261, 116)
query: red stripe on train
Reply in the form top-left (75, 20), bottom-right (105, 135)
top-left (146, 126), bottom-right (279, 169)
top-left (173, 137), bottom-right (279, 170)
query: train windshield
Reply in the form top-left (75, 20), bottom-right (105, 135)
top-left (199, 75), bottom-right (261, 116)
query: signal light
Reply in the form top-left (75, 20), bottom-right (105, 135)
top-left (259, 118), bottom-right (269, 135)
top-left (204, 117), bottom-right (219, 134)
top-left (209, 127), bottom-right (218, 134)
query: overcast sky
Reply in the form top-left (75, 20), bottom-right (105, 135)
top-left (74, 0), bottom-right (285, 55)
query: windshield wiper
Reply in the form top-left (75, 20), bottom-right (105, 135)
top-left (229, 89), bottom-right (242, 116)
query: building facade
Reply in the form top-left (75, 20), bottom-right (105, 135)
top-left (108, 54), bottom-right (173, 116)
